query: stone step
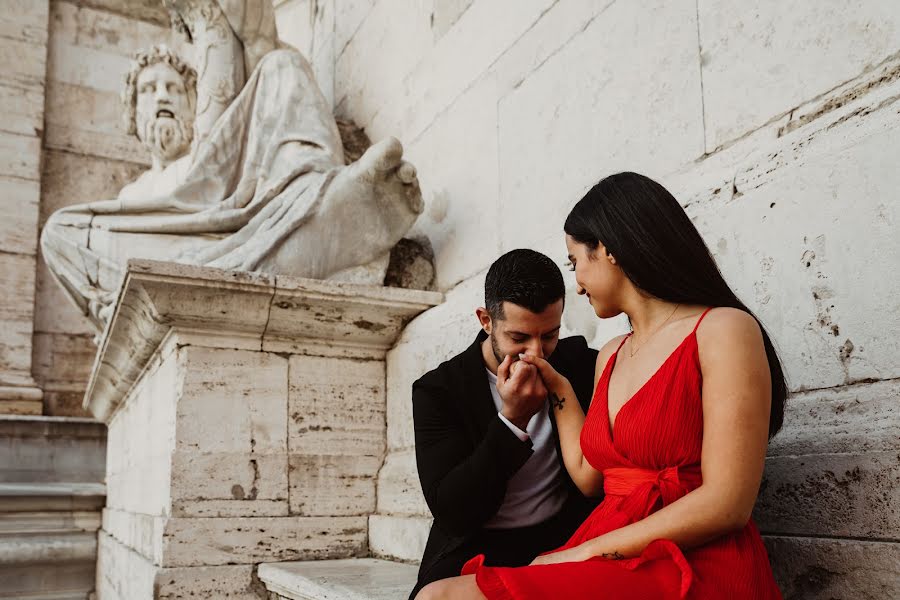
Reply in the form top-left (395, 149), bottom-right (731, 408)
top-left (0, 510), bottom-right (100, 534)
top-left (0, 482), bottom-right (105, 512)
top-left (0, 416), bottom-right (105, 484)
top-left (0, 533), bottom-right (97, 599)
top-left (258, 558), bottom-right (419, 600)
top-left (0, 532), bottom-right (97, 565)
top-left (0, 561), bottom-right (95, 599)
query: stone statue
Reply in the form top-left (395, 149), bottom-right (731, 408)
top-left (118, 44), bottom-right (196, 202)
top-left (40, 0), bottom-right (424, 331)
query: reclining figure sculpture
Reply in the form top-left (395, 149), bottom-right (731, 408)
top-left (41, 0), bottom-right (424, 329)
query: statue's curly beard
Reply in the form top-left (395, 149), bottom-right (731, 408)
top-left (139, 115), bottom-right (194, 165)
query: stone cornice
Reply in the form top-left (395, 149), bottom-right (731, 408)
top-left (85, 260), bottom-right (443, 423)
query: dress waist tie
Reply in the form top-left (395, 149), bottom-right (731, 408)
top-left (603, 465), bottom-right (702, 520)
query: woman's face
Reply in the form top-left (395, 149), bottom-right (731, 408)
top-left (565, 234), bottom-right (623, 318)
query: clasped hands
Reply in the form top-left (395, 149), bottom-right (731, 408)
top-left (496, 353), bottom-right (566, 431)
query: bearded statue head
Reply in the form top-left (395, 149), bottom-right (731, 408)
top-left (122, 44), bottom-right (197, 168)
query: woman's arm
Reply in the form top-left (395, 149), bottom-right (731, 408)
top-left (537, 308), bottom-right (772, 563)
top-left (522, 337), bottom-right (623, 497)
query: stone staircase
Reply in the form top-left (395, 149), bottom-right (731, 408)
top-left (0, 416), bottom-right (106, 599)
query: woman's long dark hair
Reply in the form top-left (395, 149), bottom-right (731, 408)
top-left (564, 172), bottom-right (787, 437)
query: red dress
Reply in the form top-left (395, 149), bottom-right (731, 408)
top-left (462, 309), bottom-right (781, 599)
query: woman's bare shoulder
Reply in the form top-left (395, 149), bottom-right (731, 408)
top-left (696, 307), bottom-right (766, 365)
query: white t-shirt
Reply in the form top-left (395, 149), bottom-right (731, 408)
top-left (483, 368), bottom-right (568, 529)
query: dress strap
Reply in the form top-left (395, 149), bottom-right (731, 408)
top-left (691, 307), bottom-right (715, 333)
top-left (615, 333), bottom-right (631, 353)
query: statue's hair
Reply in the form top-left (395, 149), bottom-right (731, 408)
top-left (122, 44), bottom-right (197, 136)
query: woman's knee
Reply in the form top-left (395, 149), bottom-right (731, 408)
top-left (415, 579), bottom-right (448, 600)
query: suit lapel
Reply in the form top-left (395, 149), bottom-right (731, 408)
top-left (457, 330), bottom-right (498, 438)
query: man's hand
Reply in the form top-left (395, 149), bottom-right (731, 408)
top-left (496, 354), bottom-right (548, 430)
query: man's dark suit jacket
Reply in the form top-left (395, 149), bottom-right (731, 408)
top-left (411, 330), bottom-right (599, 593)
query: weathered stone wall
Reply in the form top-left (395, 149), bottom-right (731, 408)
top-left (0, 1), bottom-right (50, 414)
top-left (32, 0), bottom-right (174, 416)
top-left (289, 1), bottom-right (900, 596)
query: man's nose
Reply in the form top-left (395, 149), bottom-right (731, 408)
top-left (525, 340), bottom-right (544, 359)
top-left (575, 283), bottom-right (586, 295)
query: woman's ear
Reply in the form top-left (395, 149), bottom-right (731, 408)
top-left (598, 244), bottom-right (617, 265)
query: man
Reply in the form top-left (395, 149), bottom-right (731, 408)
top-left (410, 249), bottom-right (599, 598)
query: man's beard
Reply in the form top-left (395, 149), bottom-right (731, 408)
top-left (490, 334), bottom-right (507, 366)
top-left (140, 115), bottom-right (193, 164)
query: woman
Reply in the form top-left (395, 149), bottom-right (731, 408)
top-left (417, 172), bottom-right (785, 599)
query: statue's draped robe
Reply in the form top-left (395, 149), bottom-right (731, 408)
top-left (41, 1), bottom-right (344, 326)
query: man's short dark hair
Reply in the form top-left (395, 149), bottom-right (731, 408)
top-left (485, 249), bottom-right (565, 320)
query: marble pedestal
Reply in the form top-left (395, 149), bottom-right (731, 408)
top-left (85, 260), bottom-right (441, 599)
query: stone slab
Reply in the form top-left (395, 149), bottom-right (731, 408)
top-left (97, 531), bottom-right (263, 600)
top-left (0, 399), bottom-right (42, 415)
top-left (175, 347), bottom-right (288, 455)
top-left (288, 454), bottom-right (380, 516)
top-left (390, 0), bottom-right (556, 141)
top-left (0, 510), bottom-right (100, 534)
top-left (405, 78), bottom-right (500, 291)
top-left (31, 332), bottom-right (96, 390)
top-left (288, 355), bottom-right (386, 457)
top-left (0, 415), bottom-right (105, 483)
top-left (375, 449), bottom-right (428, 516)
top-left (334, 0), bottom-right (377, 59)
top-left (368, 514), bottom-right (430, 563)
top-left (0, 36), bottom-right (46, 92)
top-left (0, 482), bottom-right (104, 512)
top-left (259, 558), bottom-right (419, 600)
top-left (0, 561), bottom-right (95, 600)
top-left (51, 0), bottom-right (174, 57)
top-left (496, 0), bottom-right (704, 252)
top-left (41, 386), bottom-right (93, 418)
top-left (0, 83), bottom-right (44, 138)
top-left (161, 515), bottom-right (368, 567)
top-left (0, 252), bottom-right (37, 384)
top-left (432, 0), bottom-right (474, 40)
top-left (265, 276), bottom-right (442, 354)
top-left (0, 0), bottom-right (49, 45)
top-left (0, 176), bottom-right (40, 256)
top-left (755, 450), bottom-right (900, 539)
top-left (104, 353), bottom-right (177, 516)
top-left (334, 0), bottom-right (433, 134)
top-left (170, 451), bottom-right (289, 518)
top-left (103, 509), bottom-right (368, 568)
top-left (764, 535), bottom-right (900, 599)
top-left (43, 80), bottom-right (148, 163)
top-left (0, 531), bottom-right (96, 564)
top-left (0, 131), bottom-right (41, 181)
top-left (769, 379), bottom-right (900, 457)
top-left (699, 0), bottom-right (900, 150)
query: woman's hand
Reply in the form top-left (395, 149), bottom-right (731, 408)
top-left (529, 545), bottom-right (591, 566)
top-left (517, 354), bottom-right (568, 393)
